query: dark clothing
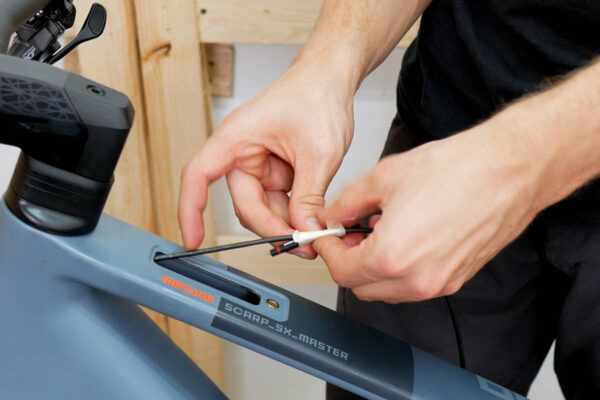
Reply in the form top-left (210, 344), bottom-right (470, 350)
top-left (397, 0), bottom-right (600, 141)
top-left (396, 0), bottom-right (600, 227)
top-left (329, 2), bottom-right (600, 398)
top-left (328, 2), bottom-right (600, 399)
top-left (327, 116), bottom-right (600, 400)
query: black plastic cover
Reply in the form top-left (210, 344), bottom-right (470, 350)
top-left (0, 54), bottom-right (133, 182)
top-left (0, 53), bottom-right (134, 234)
top-left (5, 154), bottom-right (112, 235)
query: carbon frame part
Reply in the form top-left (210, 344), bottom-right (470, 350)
top-left (0, 201), bottom-right (528, 400)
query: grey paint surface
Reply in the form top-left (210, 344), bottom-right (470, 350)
top-left (0, 200), bottom-right (227, 399)
top-left (0, 200), bottom-right (528, 399)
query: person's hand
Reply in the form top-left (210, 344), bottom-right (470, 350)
top-left (178, 64), bottom-right (355, 258)
top-left (314, 124), bottom-right (545, 302)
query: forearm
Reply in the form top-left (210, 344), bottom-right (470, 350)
top-left (487, 58), bottom-right (600, 214)
top-left (292, 0), bottom-right (430, 93)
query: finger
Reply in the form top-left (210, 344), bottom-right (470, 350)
top-left (351, 280), bottom-right (420, 303)
top-left (263, 191), bottom-right (313, 257)
top-left (264, 191), bottom-right (291, 225)
top-left (313, 235), bottom-right (376, 288)
top-left (260, 155), bottom-right (294, 192)
top-left (318, 172), bottom-right (383, 228)
top-left (351, 266), bottom-right (456, 303)
top-left (286, 155), bottom-right (340, 259)
top-left (227, 169), bottom-right (294, 238)
top-left (179, 135), bottom-right (238, 249)
top-left (288, 156), bottom-right (339, 232)
top-left (230, 172), bottom-right (313, 258)
top-left (369, 214), bottom-right (382, 228)
top-left (341, 232), bottom-right (368, 247)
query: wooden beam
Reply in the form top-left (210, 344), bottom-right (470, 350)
top-left (206, 43), bottom-right (234, 98)
top-left (197, 0), bottom-right (419, 48)
top-left (132, 0), bottom-right (224, 390)
top-left (64, 0), bottom-right (169, 333)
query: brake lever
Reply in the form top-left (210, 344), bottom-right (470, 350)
top-left (46, 3), bottom-right (106, 65)
top-left (7, 0), bottom-right (75, 61)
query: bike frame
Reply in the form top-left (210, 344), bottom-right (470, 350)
top-left (0, 198), bottom-right (527, 400)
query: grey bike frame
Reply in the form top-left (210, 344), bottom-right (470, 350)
top-left (0, 199), bottom-right (528, 400)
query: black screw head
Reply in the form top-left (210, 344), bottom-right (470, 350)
top-left (87, 85), bottom-right (105, 96)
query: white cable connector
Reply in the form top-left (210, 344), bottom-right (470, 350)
top-left (291, 223), bottom-right (346, 246)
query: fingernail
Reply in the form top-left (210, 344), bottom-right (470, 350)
top-left (295, 251), bottom-right (311, 259)
top-left (305, 217), bottom-right (322, 231)
top-left (289, 248), bottom-right (311, 259)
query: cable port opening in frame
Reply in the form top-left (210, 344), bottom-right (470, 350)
top-left (155, 252), bottom-right (261, 305)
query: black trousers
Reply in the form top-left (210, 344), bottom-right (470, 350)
top-left (327, 115), bottom-right (600, 399)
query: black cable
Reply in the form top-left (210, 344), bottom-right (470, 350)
top-left (154, 235), bottom-right (293, 261)
top-left (270, 241), bottom-right (299, 257)
top-left (270, 227), bottom-right (373, 257)
top-left (444, 296), bottom-right (465, 369)
top-left (154, 227), bottom-right (373, 262)
top-left (345, 227), bottom-right (373, 235)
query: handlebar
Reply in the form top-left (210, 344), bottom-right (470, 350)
top-left (0, 0), bottom-right (52, 53)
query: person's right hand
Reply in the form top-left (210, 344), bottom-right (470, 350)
top-left (178, 64), bottom-right (355, 258)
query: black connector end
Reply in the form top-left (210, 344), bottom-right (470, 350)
top-left (270, 241), bottom-right (299, 257)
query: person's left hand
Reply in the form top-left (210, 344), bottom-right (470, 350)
top-left (314, 124), bottom-right (545, 303)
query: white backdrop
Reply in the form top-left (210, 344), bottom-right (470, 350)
top-left (0, 146), bottom-right (18, 191)
top-left (0, 43), bottom-right (562, 400)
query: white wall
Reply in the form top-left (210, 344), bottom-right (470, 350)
top-left (0, 42), bottom-right (562, 400)
top-left (0, 146), bottom-right (19, 192)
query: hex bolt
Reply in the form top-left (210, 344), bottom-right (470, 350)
top-left (266, 299), bottom-right (279, 309)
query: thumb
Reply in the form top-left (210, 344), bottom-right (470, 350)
top-left (318, 171), bottom-right (382, 228)
top-left (288, 157), bottom-right (337, 232)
